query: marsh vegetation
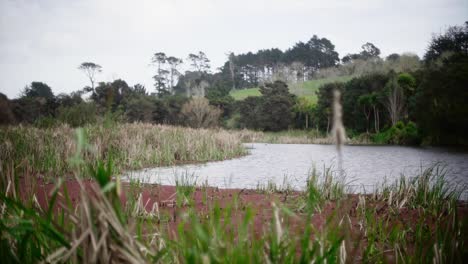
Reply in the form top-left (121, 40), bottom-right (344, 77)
top-left (1, 132), bottom-right (466, 262)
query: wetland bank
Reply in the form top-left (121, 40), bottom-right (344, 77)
top-left (1, 124), bottom-right (467, 263)
top-left (1, 7), bottom-right (467, 263)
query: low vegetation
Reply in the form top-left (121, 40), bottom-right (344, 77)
top-left (240, 129), bottom-right (373, 145)
top-left (1, 131), bottom-right (466, 262)
top-left (0, 123), bottom-right (247, 179)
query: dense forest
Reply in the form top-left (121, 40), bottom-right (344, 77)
top-left (0, 22), bottom-right (467, 146)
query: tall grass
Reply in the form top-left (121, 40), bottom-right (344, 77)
top-left (373, 164), bottom-right (464, 214)
top-left (236, 128), bottom-right (374, 145)
top-left (0, 123), bottom-right (247, 179)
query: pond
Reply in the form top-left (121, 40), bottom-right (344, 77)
top-left (123, 143), bottom-right (468, 196)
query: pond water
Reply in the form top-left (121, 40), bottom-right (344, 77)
top-left (123, 143), bottom-right (468, 196)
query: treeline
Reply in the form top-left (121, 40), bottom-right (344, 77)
top-left (1, 22), bottom-right (466, 146)
top-left (158, 38), bottom-right (421, 97)
top-left (0, 80), bottom-right (223, 129)
top-left (314, 23), bottom-right (467, 146)
top-left (150, 36), bottom-right (341, 96)
top-left (236, 22), bottom-right (467, 146)
top-left (150, 34), bottom-right (415, 96)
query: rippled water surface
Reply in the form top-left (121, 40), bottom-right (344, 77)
top-left (124, 143), bottom-right (468, 194)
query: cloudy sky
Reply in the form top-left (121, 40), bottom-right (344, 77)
top-left (0, 0), bottom-right (466, 98)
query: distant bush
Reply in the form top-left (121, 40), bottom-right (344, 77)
top-left (373, 121), bottom-right (420, 145)
top-left (180, 97), bottom-right (222, 128)
top-left (238, 81), bottom-right (295, 131)
top-left (57, 102), bottom-right (97, 127)
top-left (125, 96), bottom-right (156, 123)
top-left (34, 116), bottom-right (58, 128)
top-left (0, 93), bottom-right (16, 125)
top-left (314, 53), bottom-right (421, 79)
top-left (224, 112), bottom-right (241, 129)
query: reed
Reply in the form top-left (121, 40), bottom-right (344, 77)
top-left (238, 129), bottom-right (374, 145)
top-left (0, 123), bottom-right (247, 179)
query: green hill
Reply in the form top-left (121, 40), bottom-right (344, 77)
top-left (230, 75), bottom-right (353, 104)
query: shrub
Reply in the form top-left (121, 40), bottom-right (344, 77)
top-left (237, 96), bottom-right (264, 130)
top-left (0, 93), bottom-right (15, 125)
top-left (180, 97), bottom-right (222, 128)
top-left (125, 96), bottom-right (156, 123)
top-left (34, 116), bottom-right (58, 128)
top-left (57, 102), bottom-right (97, 127)
top-left (373, 121), bottom-right (420, 145)
top-left (238, 81), bottom-right (295, 131)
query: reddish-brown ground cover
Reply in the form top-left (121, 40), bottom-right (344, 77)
top-left (16, 176), bottom-right (468, 262)
top-left (20, 177), bottom-right (467, 232)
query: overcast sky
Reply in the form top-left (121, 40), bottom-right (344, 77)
top-left (0, 0), bottom-right (466, 98)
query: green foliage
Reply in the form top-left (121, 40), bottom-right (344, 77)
top-left (424, 22), bottom-right (468, 63)
top-left (300, 166), bottom-right (346, 214)
top-left (342, 42), bottom-right (381, 63)
top-left (175, 173), bottom-right (197, 207)
top-left (21, 82), bottom-right (54, 100)
top-left (411, 22), bottom-right (468, 146)
top-left (205, 81), bottom-right (235, 118)
top-left (152, 95), bottom-right (188, 125)
top-left (238, 96), bottom-right (264, 130)
top-left (258, 92), bottom-right (294, 131)
top-left (12, 96), bottom-right (57, 124)
top-left (372, 121), bottom-right (420, 145)
top-left (283, 35), bottom-right (340, 69)
top-left (315, 81), bottom-right (345, 131)
top-left (92, 79), bottom-right (133, 111)
top-left (357, 93), bottom-right (373, 108)
top-left (125, 96), bottom-right (157, 123)
top-left (238, 81), bottom-right (295, 131)
top-left (259, 80), bottom-right (290, 96)
top-left (415, 52), bottom-right (468, 146)
top-left (397, 72), bottom-right (416, 90)
top-left (123, 93), bottom-right (190, 125)
top-left (342, 73), bottom-right (388, 132)
top-left (218, 35), bottom-right (340, 89)
top-left (33, 116), bottom-right (58, 128)
top-left (57, 102), bottom-right (97, 127)
top-left (0, 192), bottom-right (71, 262)
top-left (293, 97), bottom-right (315, 129)
top-left (0, 93), bottom-right (15, 125)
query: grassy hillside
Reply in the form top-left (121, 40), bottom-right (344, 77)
top-left (229, 87), bottom-right (261, 100)
top-left (230, 75), bottom-right (353, 103)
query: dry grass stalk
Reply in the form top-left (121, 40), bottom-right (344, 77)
top-left (47, 176), bottom-right (152, 263)
top-left (332, 90), bottom-right (346, 151)
top-left (332, 89), bottom-right (346, 178)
